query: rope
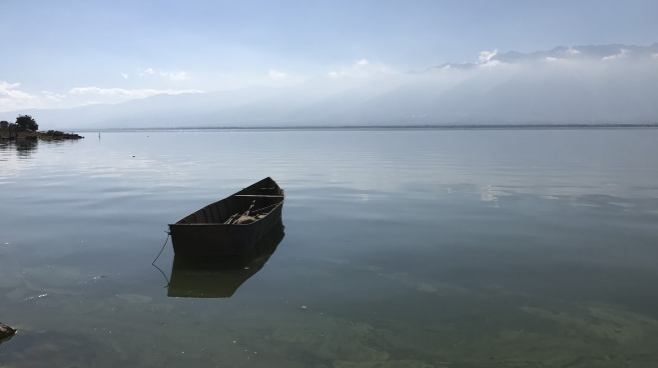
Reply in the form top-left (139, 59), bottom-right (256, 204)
top-left (151, 231), bottom-right (171, 288)
top-left (152, 231), bottom-right (170, 265)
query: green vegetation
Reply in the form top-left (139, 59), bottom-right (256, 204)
top-left (0, 115), bottom-right (82, 140)
top-left (16, 115), bottom-right (39, 131)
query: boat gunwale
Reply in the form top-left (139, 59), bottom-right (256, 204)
top-left (168, 177), bottom-right (284, 227)
top-left (168, 201), bottom-right (284, 227)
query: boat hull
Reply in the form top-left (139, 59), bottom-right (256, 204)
top-left (168, 177), bottom-right (284, 256)
top-left (168, 220), bottom-right (285, 298)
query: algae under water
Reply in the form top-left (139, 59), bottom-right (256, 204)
top-left (1, 129), bottom-right (658, 367)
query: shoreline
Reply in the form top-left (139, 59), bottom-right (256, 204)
top-left (78, 123), bottom-right (658, 133)
top-left (0, 130), bottom-right (84, 141)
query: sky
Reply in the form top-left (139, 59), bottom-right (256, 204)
top-left (1, 0), bottom-right (657, 113)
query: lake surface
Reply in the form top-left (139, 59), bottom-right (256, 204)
top-left (1, 128), bottom-right (658, 367)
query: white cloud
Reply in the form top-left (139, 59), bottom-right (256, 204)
top-left (268, 69), bottom-right (288, 79)
top-left (478, 49), bottom-right (498, 64)
top-left (328, 71), bottom-right (344, 78)
top-left (545, 56), bottom-right (571, 63)
top-left (121, 73), bottom-right (129, 80)
top-left (477, 49), bottom-right (502, 67)
top-left (328, 59), bottom-right (393, 78)
top-left (138, 68), bottom-right (189, 81)
top-left (0, 83), bottom-right (206, 112)
top-left (0, 81), bottom-right (39, 112)
top-left (602, 49), bottom-right (630, 61)
top-left (41, 91), bottom-right (66, 102)
top-left (159, 70), bottom-right (188, 81)
top-left (69, 86), bottom-right (203, 99)
top-left (1, 77), bottom-right (209, 112)
top-left (0, 81), bottom-right (32, 99)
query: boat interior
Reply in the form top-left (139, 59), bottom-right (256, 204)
top-left (176, 178), bottom-right (284, 225)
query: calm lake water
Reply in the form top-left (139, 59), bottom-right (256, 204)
top-left (1, 128), bottom-right (658, 367)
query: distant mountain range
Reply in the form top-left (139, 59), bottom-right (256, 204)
top-left (11, 43), bottom-right (658, 129)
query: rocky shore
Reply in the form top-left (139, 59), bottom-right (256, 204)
top-left (0, 322), bottom-right (16, 343)
top-left (0, 130), bottom-right (83, 141)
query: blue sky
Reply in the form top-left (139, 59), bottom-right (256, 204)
top-left (1, 0), bottom-right (657, 112)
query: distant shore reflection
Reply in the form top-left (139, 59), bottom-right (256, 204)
top-left (0, 138), bottom-right (38, 158)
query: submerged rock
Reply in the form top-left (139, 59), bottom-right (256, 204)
top-left (0, 322), bottom-right (17, 341)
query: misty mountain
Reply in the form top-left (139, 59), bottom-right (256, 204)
top-left (9, 43), bottom-right (658, 129)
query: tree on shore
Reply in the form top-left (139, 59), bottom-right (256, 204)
top-left (0, 121), bottom-right (8, 130)
top-left (5, 123), bottom-right (19, 139)
top-left (15, 115), bottom-right (38, 132)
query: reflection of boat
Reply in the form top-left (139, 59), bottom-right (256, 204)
top-left (168, 220), bottom-right (285, 298)
top-left (169, 177), bottom-right (284, 256)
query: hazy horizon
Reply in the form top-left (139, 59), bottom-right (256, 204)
top-left (1, 1), bottom-right (657, 129)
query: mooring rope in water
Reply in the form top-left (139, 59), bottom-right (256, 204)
top-left (152, 231), bottom-right (170, 265)
top-left (151, 231), bottom-right (171, 288)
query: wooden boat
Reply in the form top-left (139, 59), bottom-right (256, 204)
top-left (168, 177), bottom-right (284, 256)
top-left (168, 220), bottom-right (285, 298)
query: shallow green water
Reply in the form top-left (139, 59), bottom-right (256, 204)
top-left (1, 129), bottom-right (658, 367)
